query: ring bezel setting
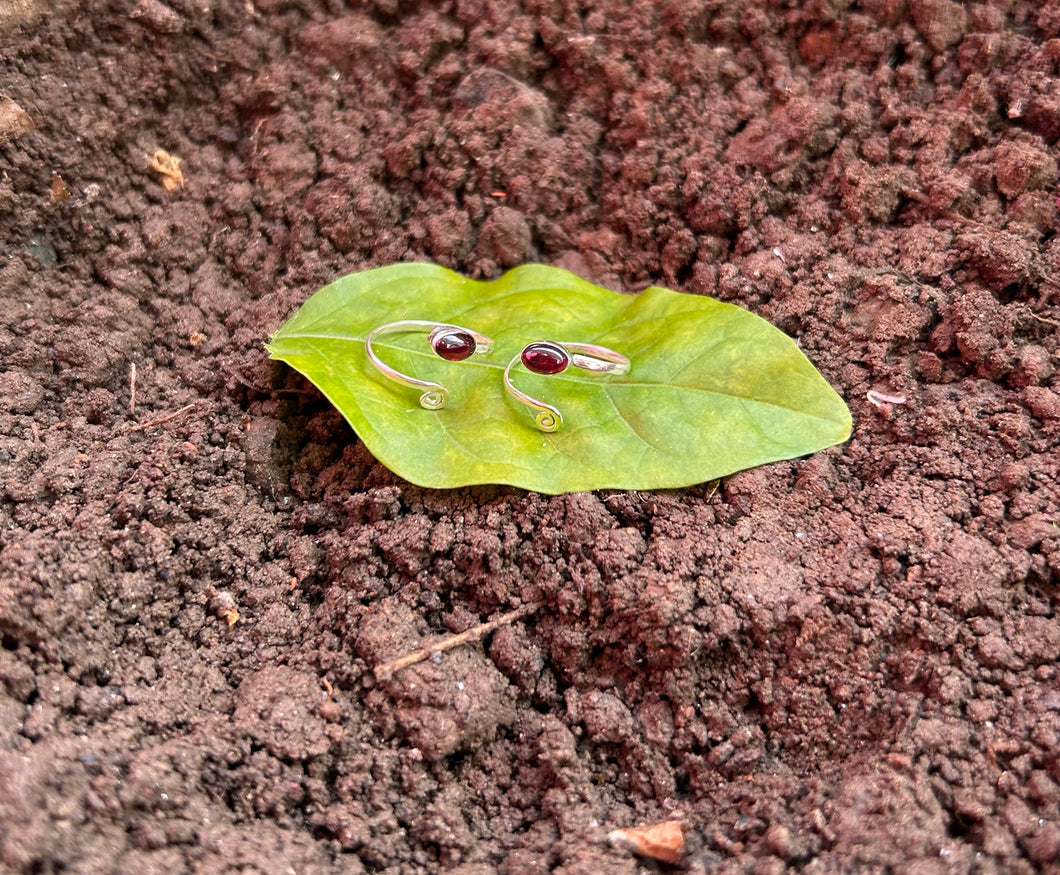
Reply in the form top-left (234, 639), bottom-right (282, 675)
top-left (521, 341), bottom-right (570, 375)
top-left (429, 327), bottom-right (478, 362)
top-left (504, 340), bottom-right (630, 432)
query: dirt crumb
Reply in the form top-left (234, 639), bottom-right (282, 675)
top-left (0, 96), bottom-right (32, 144)
top-left (233, 666), bottom-right (332, 760)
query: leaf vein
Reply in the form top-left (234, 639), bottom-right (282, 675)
top-left (602, 391), bottom-right (679, 460)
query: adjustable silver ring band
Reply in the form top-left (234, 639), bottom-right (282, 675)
top-left (503, 341), bottom-right (630, 432)
top-left (365, 320), bottom-right (493, 410)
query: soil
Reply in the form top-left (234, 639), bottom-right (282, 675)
top-left (1, 1), bottom-right (1059, 872)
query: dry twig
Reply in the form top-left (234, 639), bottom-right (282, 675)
top-left (125, 401), bottom-right (198, 434)
top-left (374, 603), bottom-right (541, 680)
top-left (1023, 306), bottom-right (1060, 329)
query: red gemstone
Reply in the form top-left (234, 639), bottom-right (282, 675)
top-left (432, 330), bottom-right (476, 361)
top-left (522, 342), bottom-right (569, 375)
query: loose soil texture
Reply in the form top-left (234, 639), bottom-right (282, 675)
top-left (1, 1), bottom-right (1059, 873)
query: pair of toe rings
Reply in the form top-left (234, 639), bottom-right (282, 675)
top-left (365, 320), bottom-right (629, 433)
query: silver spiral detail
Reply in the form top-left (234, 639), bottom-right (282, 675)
top-left (535, 410), bottom-right (560, 432)
top-left (419, 389), bottom-right (448, 410)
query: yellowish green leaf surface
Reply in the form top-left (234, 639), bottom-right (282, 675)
top-left (267, 263), bottom-right (851, 493)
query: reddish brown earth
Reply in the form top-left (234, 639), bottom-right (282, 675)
top-left (2, 1), bottom-right (1059, 872)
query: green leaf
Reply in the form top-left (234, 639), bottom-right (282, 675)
top-left (267, 263), bottom-right (851, 494)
